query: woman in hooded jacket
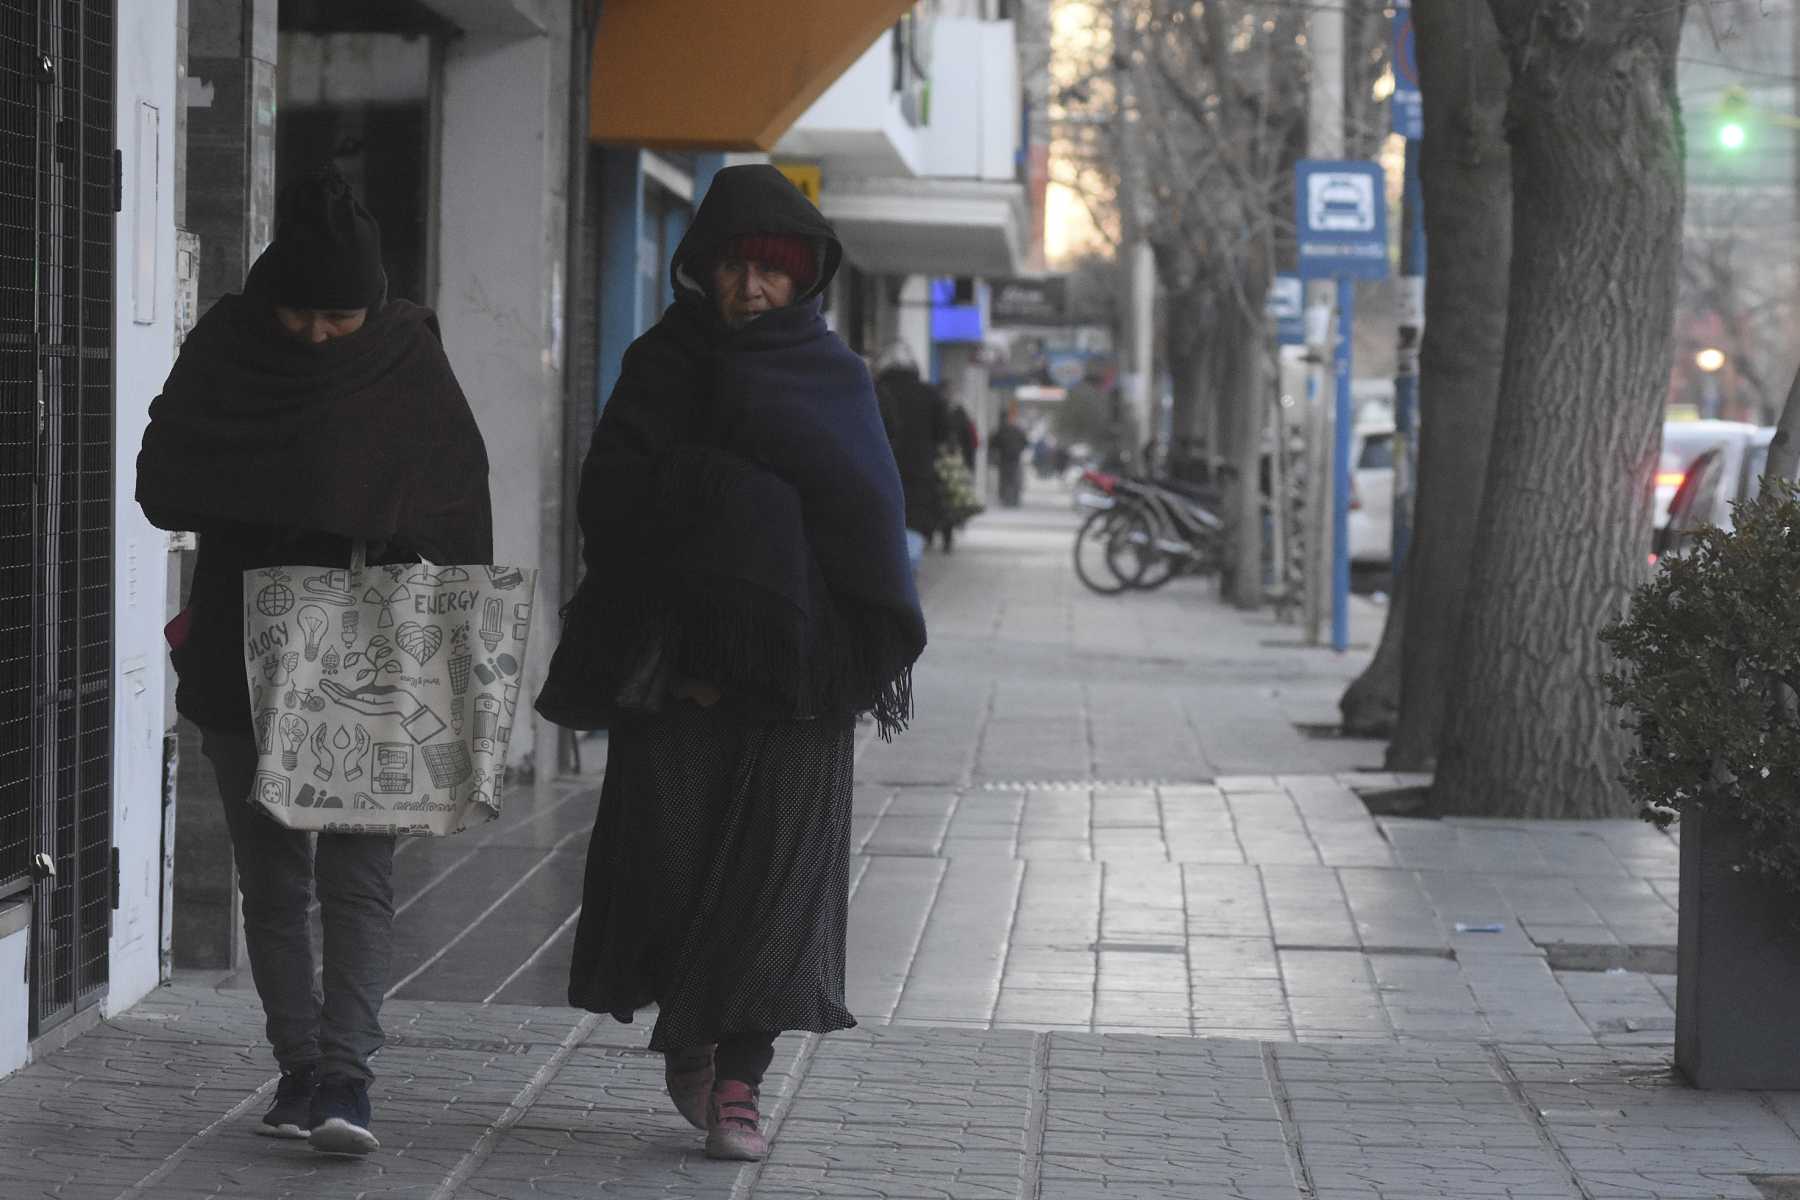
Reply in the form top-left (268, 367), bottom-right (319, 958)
top-left (537, 165), bottom-right (925, 1163)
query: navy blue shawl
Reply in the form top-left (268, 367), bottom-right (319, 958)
top-left (537, 294), bottom-right (923, 736)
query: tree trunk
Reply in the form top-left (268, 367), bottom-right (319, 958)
top-left (1435, 0), bottom-right (1687, 818)
top-left (1217, 297), bottom-right (1264, 609)
top-left (1384, 0), bottom-right (1513, 771)
top-left (1341, 581), bottom-right (1403, 736)
top-left (1763, 362), bottom-right (1800, 493)
top-left (1164, 282), bottom-right (1211, 447)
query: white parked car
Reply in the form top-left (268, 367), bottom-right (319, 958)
top-left (1348, 421), bottom-right (1395, 566)
top-left (1655, 419), bottom-right (1763, 531)
top-left (1657, 421), bottom-right (1782, 558)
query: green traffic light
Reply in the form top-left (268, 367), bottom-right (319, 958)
top-left (1719, 121), bottom-right (1747, 150)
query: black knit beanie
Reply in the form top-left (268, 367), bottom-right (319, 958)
top-left (267, 166), bottom-right (386, 310)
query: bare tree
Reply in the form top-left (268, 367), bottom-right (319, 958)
top-left (1052, 0), bottom-right (1310, 607)
top-left (1433, 0), bottom-right (1688, 818)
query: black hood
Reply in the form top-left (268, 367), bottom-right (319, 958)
top-left (671, 164), bottom-right (843, 306)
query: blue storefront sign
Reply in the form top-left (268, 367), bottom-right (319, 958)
top-left (1295, 160), bottom-right (1390, 282)
top-left (1392, 0), bottom-right (1422, 141)
top-left (1265, 274), bottom-right (1304, 346)
top-left (930, 277), bottom-right (985, 344)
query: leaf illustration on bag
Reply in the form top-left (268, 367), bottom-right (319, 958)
top-left (395, 621), bottom-right (444, 667)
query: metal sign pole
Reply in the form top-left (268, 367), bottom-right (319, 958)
top-left (1332, 279), bottom-right (1355, 652)
top-left (1295, 159), bottom-right (1387, 652)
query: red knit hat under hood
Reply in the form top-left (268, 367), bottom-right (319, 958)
top-left (722, 233), bottom-right (817, 292)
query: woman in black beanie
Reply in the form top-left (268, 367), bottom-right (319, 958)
top-left (136, 166), bottom-right (492, 1157)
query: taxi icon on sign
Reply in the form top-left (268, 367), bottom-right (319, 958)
top-left (1309, 174), bottom-right (1376, 233)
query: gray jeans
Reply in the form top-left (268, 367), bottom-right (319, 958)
top-left (202, 730), bottom-right (397, 1083)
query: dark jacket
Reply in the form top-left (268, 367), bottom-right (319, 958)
top-left (538, 164), bottom-right (924, 737)
top-left (138, 252), bottom-right (493, 736)
top-left (991, 420), bottom-right (1029, 471)
top-left (875, 366), bottom-right (953, 535)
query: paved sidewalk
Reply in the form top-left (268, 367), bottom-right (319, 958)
top-left (7, 486), bottom-right (1798, 1199)
top-left (9, 980), bottom-right (1800, 1199)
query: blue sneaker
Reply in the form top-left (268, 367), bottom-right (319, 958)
top-left (308, 1074), bottom-right (380, 1156)
top-left (255, 1065), bottom-right (317, 1139)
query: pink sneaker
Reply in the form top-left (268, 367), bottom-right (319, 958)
top-left (664, 1045), bottom-right (715, 1130)
top-left (704, 1079), bottom-right (768, 1161)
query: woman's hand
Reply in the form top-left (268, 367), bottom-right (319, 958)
top-left (673, 678), bottom-right (723, 708)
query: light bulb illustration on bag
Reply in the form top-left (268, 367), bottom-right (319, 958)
top-left (479, 597), bottom-right (504, 653)
top-left (341, 609), bottom-right (360, 649)
top-left (296, 605), bottom-right (328, 663)
top-left (278, 714), bottom-right (308, 771)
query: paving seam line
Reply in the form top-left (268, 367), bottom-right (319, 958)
top-left (885, 857), bottom-right (952, 1023)
top-left (1763, 1090), bottom-right (1800, 1144)
top-left (385, 824), bottom-right (587, 998)
top-left (1258, 866), bottom-right (1302, 1042)
top-left (1021, 1029), bottom-right (1051, 1200)
top-left (429, 1011), bottom-right (602, 1200)
top-left (992, 858), bottom-right (1032, 1026)
top-left (730, 1029), bottom-right (823, 1200)
top-left (1260, 1041), bottom-right (1316, 1200)
top-left (393, 783), bottom-right (597, 920)
top-left (481, 903), bottom-right (583, 1004)
top-left (1483, 1043), bottom-right (1597, 1200)
top-left (112, 1073), bottom-right (282, 1200)
top-left (301, 784), bottom-right (598, 988)
top-left (1089, 860), bottom-right (1106, 1032)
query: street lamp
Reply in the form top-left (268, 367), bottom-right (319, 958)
top-left (1717, 86), bottom-right (1750, 151)
top-left (1695, 348), bottom-right (1727, 420)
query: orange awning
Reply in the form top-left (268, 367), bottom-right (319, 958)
top-left (589, 0), bottom-right (917, 151)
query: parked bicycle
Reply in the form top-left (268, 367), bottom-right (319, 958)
top-left (1072, 469), bottom-right (1229, 595)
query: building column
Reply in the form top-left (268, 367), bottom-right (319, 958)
top-left (433, 9), bottom-right (573, 781)
top-left (896, 276), bottom-right (933, 378)
top-left (185, 0), bottom-right (276, 311)
top-left (171, 0), bottom-right (277, 971)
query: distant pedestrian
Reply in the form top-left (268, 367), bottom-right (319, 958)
top-left (136, 167), bottom-right (493, 1156)
top-left (991, 409), bottom-right (1029, 507)
top-left (952, 403), bottom-right (979, 472)
top-left (874, 347), bottom-right (956, 550)
top-left (536, 165), bottom-right (925, 1163)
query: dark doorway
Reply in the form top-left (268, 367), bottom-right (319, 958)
top-left (274, 22), bottom-right (436, 304)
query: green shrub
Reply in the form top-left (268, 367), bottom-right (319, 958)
top-left (1601, 481), bottom-right (1800, 897)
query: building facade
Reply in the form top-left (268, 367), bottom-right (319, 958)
top-left (0, 0), bottom-right (1049, 1078)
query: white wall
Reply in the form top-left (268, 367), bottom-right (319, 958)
top-left (0, 914), bottom-right (24, 1075)
top-left (923, 18), bottom-right (1018, 181)
top-left (278, 33), bottom-right (431, 107)
top-left (779, 30), bottom-right (923, 177)
top-left (433, 14), bottom-right (570, 777)
top-left (107, 0), bottom-right (181, 1019)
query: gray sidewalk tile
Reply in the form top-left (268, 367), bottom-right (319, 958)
top-left (1262, 865), bottom-right (1359, 949)
top-left (12, 505), bottom-right (1789, 1200)
top-left (1335, 866), bottom-right (1444, 952)
top-left (846, 856), bottom-right (948, 1022)
top-left (1227, 791), bottom-right (1324, 866)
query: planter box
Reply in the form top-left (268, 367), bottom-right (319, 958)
top-left (1676, 807), bottom-right (1800, 1089)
